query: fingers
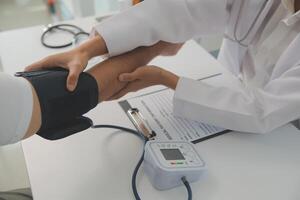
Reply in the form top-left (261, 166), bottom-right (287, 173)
top-left (25, 56), bottom-right (56, 72)
top-left (118, 66), bottom-right (150, 82)
top-left (119, 71), bottom-right (139, 82)
top-left (67, 67), bottom-right (81, 91)
top-left (108, 66), bottom-right (164, 101)
top-left (109, 81), bottom-right (145, 100)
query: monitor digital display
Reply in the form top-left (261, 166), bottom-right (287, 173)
top-left (160, 148), bottom-right (185, 160)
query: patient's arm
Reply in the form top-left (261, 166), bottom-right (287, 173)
top-left (22, 44), bottom-right (161, 139)
top-left (23, 84), bottom-right (41, 139)
top-left (22, 41), bottom-right (182, 140)
top-left (87, 44), bottom-right (163, 101)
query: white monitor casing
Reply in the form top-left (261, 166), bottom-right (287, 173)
top-left (144, 141), bottom-right (206, 190)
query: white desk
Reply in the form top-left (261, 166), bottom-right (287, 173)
top-left (1, 17), bottom-right (300, 200)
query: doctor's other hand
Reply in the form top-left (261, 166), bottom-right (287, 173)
top-left (25, 49), bottom-right (89, 91)
top-left (109, 66), bottom-right (179, 100)
top-left (25, 34), bottom-right (107, 91)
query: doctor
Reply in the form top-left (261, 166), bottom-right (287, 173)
top-left (27, 0), bottom-right (300, 134)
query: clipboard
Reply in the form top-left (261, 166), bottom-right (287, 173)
top-left (119, 73), bottom-right (231, 144)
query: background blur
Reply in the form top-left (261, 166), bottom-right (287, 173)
top-left (0, 0), bottom-right (222, 53)
top-left (0, 0), bottom-right (119, 31)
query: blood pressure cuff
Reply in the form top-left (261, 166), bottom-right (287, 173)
top-left (15, 68), bottom-right (98, 140)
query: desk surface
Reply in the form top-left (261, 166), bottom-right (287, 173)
top-left (1, 17), bottom-right (300, 200)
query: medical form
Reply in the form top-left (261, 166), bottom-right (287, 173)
top-left (119, 86), bottom-right (230, 144)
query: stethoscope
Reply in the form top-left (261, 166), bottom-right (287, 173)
top-left (228, 0), bottom-right (271, 47)
top-left (41, 24), bottom-right (89, 48)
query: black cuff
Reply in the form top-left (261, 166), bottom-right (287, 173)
top-left (16, 68), bottom-right (98, 140)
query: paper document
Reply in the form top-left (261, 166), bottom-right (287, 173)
top-left (119, 78), bottom-right (229, 143)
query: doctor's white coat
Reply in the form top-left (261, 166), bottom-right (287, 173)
top-left (93, 0), bottom-right (300, 134)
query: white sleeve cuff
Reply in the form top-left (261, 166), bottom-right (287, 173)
top-left (173, 77), bottom-right (217, 122)
top-left (92, 1), bottom-right (159, 57)
top-left (92, 0), bottom-right (227, 57)
top-left (172, 77), bottom-right (260, 133)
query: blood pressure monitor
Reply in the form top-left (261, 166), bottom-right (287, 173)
top-left (93, 109), bottom-right (206, 198)
top-left (144, 141), bottom-right (206, 190)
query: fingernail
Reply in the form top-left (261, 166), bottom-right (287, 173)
top-left (119, 74), bottom-right (126, 81)
top-left (121, 74), bottom-right (131, 81)
top-left (68, 84), bottom-right (75, 91)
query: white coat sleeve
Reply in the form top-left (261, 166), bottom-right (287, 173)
top-left (173, 65), bottom-right (300, 134)
top-left (0, 73), bottom-right (33, 146)
top-left (93, 0), bottom-right (229, 56)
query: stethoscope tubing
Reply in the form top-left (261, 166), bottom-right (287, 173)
top-left (234, 0), bottom-right (269, 42)
top-left (41, 24), bottom-right (89, 48)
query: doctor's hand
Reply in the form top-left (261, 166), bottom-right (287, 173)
top-left (108, 66), bottom-right (179, 100)
top-left (25, 34), bottom-right (107, 91)
top-left (25, 49), bottom-right (89, 91)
